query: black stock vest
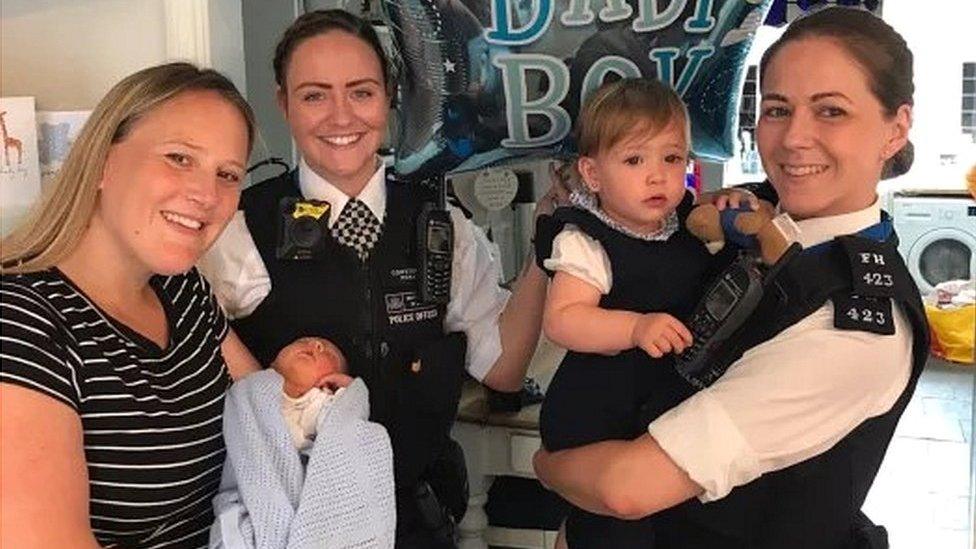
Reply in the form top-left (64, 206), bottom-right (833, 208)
top-left (233, 170), bottom-right (467, 492)
top-left (654, 227), bottom-right (930, 549)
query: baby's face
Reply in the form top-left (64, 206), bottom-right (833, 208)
top-left (273, 337), bottom-right (347, 395)
top-left (579, 120), bottom-right (689, 234)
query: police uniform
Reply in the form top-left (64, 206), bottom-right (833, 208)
top-left (641, 197), bottom-right (928, 548)
top-left (534, 195), bottom-right (716, 547)
top-left (199, 159), bottom-right (511, 548)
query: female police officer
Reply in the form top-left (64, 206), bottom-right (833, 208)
top-left (198, 9), bottom-right (565, 548)
top-left (533, 8), bottom-right (927, 548)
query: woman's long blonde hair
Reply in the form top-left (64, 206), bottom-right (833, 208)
top-left (1, 62), bottom-right (255, 274)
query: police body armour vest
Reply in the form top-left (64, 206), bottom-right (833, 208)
top-left (233, 170), bottom-right (467, 489)
top-left (655, 228), bottom-right (930, 549)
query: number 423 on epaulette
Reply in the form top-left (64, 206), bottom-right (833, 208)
top-left (834, 294), bottom-right (896, 335)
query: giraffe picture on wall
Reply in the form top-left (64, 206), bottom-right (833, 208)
top-left (0, 111), bottom-right (24, 167)
top-left (0, 96), bottom-right (42, 235)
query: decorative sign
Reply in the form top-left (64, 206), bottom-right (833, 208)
top-left (474, 168), bottom-right (519, 211)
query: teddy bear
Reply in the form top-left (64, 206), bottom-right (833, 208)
top-left (686, 200), bottom-right (797, 266)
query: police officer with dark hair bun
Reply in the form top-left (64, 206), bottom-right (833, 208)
top-left (199, 9), bottom-right (566, 548)
top-left (534, 8), bottom-right (928, 549)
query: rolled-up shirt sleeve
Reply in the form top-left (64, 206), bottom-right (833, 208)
top-left (197, 211), bottom-right (271, 320)
top-left (647, 299), bottom-right (914, 502)
top-left (444, 207), bottom-right (510, 382)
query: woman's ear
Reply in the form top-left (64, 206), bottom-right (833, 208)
top-left (97, 147), bottom-right (118, 191)
top-left (577, 156), bottom-right (600, 193)
top-left (276, 86), bottom-right (288, 117)
top-left (882, 104), bottom-right (912, 162)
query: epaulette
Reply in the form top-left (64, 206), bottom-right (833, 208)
top-left (830, 235), bottom-right (909, 336)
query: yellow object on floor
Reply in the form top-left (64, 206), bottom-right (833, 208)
top-left (925, 303), bottom-right (975, 364)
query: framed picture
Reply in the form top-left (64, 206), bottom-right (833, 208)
top-left (0, 97), bottom-right (41, 236)
top-left (37, 110), bottom-right (91, 190)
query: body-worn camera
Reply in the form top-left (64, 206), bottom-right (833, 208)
top-left (276, 196), bottom-right (331, 260)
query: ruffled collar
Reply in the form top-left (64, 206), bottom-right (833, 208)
top-left (568, 188), bottom-right (679, 241)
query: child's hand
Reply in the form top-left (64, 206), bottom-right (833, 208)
top-left (630, 313), bottom-right (693, 358)
top-left (317, 372), bottom-right (354, 392)
top-left (699, 188), bottom-right (759, 211)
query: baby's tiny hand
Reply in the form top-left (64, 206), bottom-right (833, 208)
top-left (631, 313), bottom-right (693, 358)
top-left (318, 373), bottom-right (354, 392)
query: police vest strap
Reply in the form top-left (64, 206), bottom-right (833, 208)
top-left (801, 211), bottom-right (895, 256)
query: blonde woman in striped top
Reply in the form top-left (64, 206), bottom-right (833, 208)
top-left (0, 63), bottom-right (261, 548)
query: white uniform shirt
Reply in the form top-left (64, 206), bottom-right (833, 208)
top-left (198, 159), bottom-right (510, 382)
top-left (647, 198), bottom-right (914, 502)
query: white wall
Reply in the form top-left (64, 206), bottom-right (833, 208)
top-left (240, 0), bottom-right (301, 168)
top-left (208, 0), bottom-right (247, 96)
top-left (0, 0), bottom-right (248, 111)
top-left (0, 0), bottom-right (168, 110)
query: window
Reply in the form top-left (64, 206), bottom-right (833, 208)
top-left (738, 65), bottom-right (758, 133)
top-left (963, 62), bottom-right (975, 140)
top-left (736, 65), bottom-right (762, 176)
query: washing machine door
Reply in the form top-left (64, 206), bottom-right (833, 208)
top-left (906, 228), bottom-right (976, 294)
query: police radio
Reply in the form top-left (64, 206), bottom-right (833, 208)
top-left (675, 242), bottom-right (800, 389)
top-left (417, 203), bottom-right (453, 304)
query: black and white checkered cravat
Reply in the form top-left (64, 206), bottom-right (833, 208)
top-left (331, 198), bottom-right (382, 261)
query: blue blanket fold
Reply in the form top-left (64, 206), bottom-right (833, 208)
top-left (210, 371), bottom-right (396, 549)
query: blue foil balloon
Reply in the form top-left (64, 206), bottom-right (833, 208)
top-left (382, 0), bottom-right (772, 179)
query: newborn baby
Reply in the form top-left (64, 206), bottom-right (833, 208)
top-left (213, 339), bottom-right (396, 547)
top-left (271, 337), bottom-right (353, 451)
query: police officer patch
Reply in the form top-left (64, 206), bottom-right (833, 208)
top-left (833, 294), bottom-right (895, 335)
top-left (837, 236), bottom-right (900, 297)
top-left (384, 290), bottom-right (439, 326)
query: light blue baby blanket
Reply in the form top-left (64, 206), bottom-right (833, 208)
top-left (210, 371), bottom-right (396, 549)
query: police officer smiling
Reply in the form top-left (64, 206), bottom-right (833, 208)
top-left (533, 8), bottom-right (927, 549)
top-left (198, 9), bottom-right (566, 549)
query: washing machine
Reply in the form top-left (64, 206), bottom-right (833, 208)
top-left (891, 193), bottom-right (976, 294)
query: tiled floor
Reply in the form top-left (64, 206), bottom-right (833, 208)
top-left (864, 357), bottom-right (975, 549)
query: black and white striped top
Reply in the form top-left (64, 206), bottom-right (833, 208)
top-left (0, 268), bottom-right (231, 548)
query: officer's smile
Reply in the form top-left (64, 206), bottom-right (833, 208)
top-left (320, 133), bottom-right (365, 147)
top-left (781, 164), bottom-right (829, 177)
